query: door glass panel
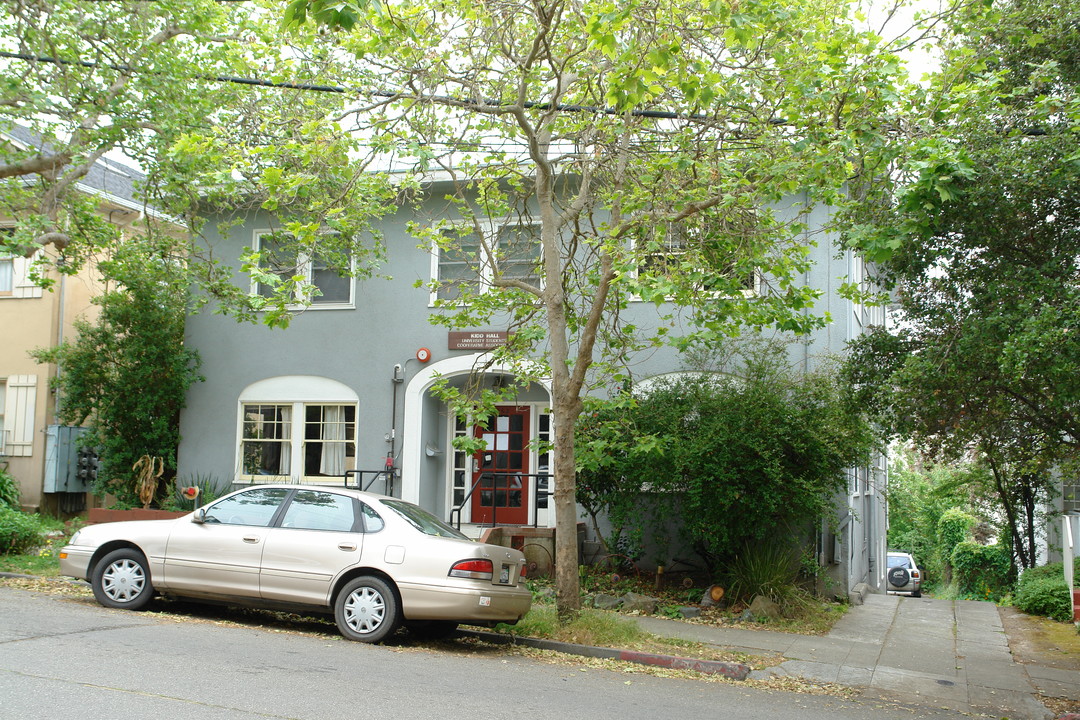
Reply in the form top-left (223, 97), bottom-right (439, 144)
top-left (205, 488), bottom-right (290, 526)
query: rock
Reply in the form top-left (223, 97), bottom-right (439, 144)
top-left (748, 594), bottom-right (782, 620)
top-left (620, 592), bottom-right (658, 614)
top-left (737, 609), bottom-right (754, 623)
top-left (678, 606), bottom-right (701, 619)
top-left (592, 593), bottom-right (621, 610)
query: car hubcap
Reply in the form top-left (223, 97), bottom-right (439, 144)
top-left (344, 587), bottom-right (385, 634)
top-left (103, 559), bottom-right (145, 602)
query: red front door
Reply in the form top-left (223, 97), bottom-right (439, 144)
top-left (471, 406), bottom-right (529, 525)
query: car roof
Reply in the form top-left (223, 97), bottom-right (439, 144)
top-left (229, 484), bottom-right (392, 504)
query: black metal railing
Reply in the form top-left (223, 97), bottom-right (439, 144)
top-left (450, 471), bottom-right (553, 530)
top-left (344, 469), bottom-right (395, 496)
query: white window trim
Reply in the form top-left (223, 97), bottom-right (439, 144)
top-left (251, 229), bottom-right (355, 309)
top-left (0, 226), bottom-right (44, 300)
top-left (236, 400), bottom-right (359, 484)
top-left (235, 376), bottom-right (360, 484)
top-left (428, 220), bottom-right (543, 307)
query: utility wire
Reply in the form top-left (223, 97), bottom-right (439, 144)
top-left (0, 49), bottom-right (733, 123)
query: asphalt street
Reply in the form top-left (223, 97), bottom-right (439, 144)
top-left (0, 585), bottom-right (975, 720)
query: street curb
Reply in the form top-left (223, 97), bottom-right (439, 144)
top-left (457, 628), bottom-right (751, 680)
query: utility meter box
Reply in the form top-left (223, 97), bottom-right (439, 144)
top-left (43, 425), bottom-right (93, 493)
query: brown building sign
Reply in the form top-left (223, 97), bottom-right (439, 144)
top-left (448, 330), bottom-right (509, 351)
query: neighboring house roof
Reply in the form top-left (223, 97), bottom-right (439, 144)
top-left (3, 124), bottom-right (171, 221)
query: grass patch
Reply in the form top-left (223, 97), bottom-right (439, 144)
top-left (495, 604), bottom-right (646, 647)
top-left (0, 515), bottom-right (70, 577)
top-left (487, 603), bottom-right (781, 667)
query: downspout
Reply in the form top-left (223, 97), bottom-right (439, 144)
top-left (53, 266), bottom-right (66, 423)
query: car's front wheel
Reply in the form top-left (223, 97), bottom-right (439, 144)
top-left (334, 576), bottom-right (399, 643)
top-left (91, 548), bottom-right (154, 610)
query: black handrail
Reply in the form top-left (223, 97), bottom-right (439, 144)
top-left (344, 469), bottom-right (395, 496)
top-left (449, 471), bottom-right (553, 530)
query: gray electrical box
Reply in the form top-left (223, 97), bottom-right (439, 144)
top-left (43, 425), bottom-right (92, 493)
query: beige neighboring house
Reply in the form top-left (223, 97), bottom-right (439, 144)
top-left (1, 127), bottom-right (158, 513)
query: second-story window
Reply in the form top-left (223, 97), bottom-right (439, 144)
top-left (636, 219), bottom-right (758, 297)
top-left (253, 231), bottom-right (354, 307)
top-left (432, 222), bottom-right (542, 305)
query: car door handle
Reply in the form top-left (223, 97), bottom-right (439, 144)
top-left (338, 543), bottom-right (357, 551)
top-left (243, 535), bottom-right (261, 544)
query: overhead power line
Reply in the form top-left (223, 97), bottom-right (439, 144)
top-left (0, 49), bottom-right (722, 123)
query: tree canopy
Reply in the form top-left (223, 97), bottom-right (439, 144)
top-left (843, 0), bottom-right (1080, 569)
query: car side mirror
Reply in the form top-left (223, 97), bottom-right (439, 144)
top-left (192, 508), bottom-right (207, 524)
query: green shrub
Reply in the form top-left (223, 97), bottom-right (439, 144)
top-left (0, 467), bottom-right (20, 509)
top-left (726, 540), bottom-right (813, 615)
top-left (952, 541), bottom-right (1012, 600)
top-left (159, 474), bottom-right (228, 512)
top-left (1015, 573), bottom-right (1072, 622)
top-left (0, 506), bottom-right (48, 554)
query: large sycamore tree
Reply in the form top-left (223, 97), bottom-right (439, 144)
top-left (844, 0), bottom-right (1080, 570)
top-left (285, 0), bottom-right (924, 614)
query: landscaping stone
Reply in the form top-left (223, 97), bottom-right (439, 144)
top-left (620, 592), bottom-right (658, 614)
top-left (592, 593), bottom-right (621, 610)
top-left (678, 606), bottom-right (701, 619)
top-left (748, 595), bottom-right (782, 620)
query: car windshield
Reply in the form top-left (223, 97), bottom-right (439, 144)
top-left (887, 555), bottom-right (912, 569)
top-left (381, 500), bottom-right (470, 540)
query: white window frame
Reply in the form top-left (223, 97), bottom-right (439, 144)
top-left (251, 230), bottom-right (355, 309)
top-left (0, 227), bottom-right (43, 300)
top-left (630, 222), bottom-right (759, 301)
top-left (0, 256), bottom-right (13, 297)
top-left (429, 221), bottom-right (543, 306)
top-left (238, 401), bottom-right (358, 484)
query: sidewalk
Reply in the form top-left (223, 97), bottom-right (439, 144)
top-left (631, 593), bottom-right (1077, 719)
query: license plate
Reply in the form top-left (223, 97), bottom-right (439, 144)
top-left (499, 564), bottom-right (511, 584)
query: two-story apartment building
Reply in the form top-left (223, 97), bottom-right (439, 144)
top-left (175, 179), bottom-right (889, 598)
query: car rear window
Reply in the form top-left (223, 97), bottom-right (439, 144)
top-left (887, 555), bottom-right (912, 569)
top-left (381, 500), bottom-right (469, 540)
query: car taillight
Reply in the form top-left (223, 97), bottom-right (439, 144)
top-left (912, 570), bottom-right (921, 579)
top-left (520, 564), bottom-right (527, 578)
top-left (449, 559), bottom-right (493, 580)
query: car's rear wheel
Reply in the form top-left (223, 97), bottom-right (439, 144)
top-left (91, 548), bottom-right (154, 610)
top-left (335, 576), bottom-right (399, 643)
top-left (888, 567), bottom-right (910, 588)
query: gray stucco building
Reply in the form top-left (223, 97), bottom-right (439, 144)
top-left (177, 182), bottom-right (889, 597)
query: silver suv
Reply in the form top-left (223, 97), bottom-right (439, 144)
top-left (886, 551), bottom-right (923, 597)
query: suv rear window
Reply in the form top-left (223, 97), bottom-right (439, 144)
top-left (887, 555), bottom-right (912, 569)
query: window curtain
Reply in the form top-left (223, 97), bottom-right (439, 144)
top-left (278, 405), bottom-right (292, 477)
top-left (319, 405), bottom-right (346, 476)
